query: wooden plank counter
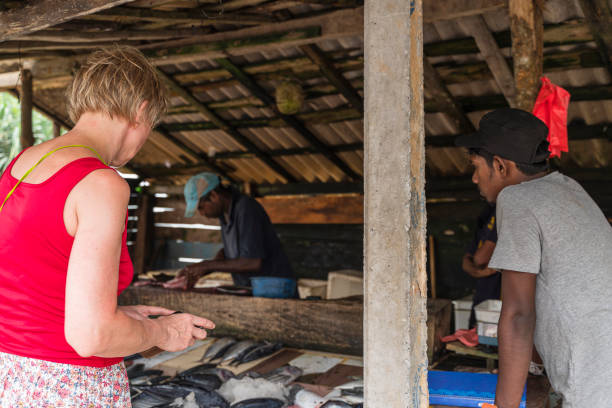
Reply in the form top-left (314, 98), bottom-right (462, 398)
top-left (119, 286), bottom-right (452, 357)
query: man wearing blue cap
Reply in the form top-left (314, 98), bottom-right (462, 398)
top-left (456, 108), bottom-right (612, 408)
top-left (164, 172), bottom-right (294, 290)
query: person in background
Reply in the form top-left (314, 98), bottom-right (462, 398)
top-left (0, 47), bottom-right (214, 407)
top-left (462, 203), bottom-right (501, 328)
top-left (456, 108), bottom-right (612, 408)
top-left (164, 172), bottom-right (295, 289)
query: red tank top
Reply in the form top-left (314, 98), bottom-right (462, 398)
top-left (0, 150), bottom-right (133, 367)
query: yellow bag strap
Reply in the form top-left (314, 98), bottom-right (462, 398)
top-left (0, 145), bottom-right (107, 214)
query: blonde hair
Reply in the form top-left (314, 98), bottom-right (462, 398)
top-left (67, 46), bottom-right (168, 127)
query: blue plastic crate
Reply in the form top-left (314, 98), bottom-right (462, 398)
top-left (250, 277), bottom-right (296, 298)
top-left (429, 370), bottom-right (526, 407)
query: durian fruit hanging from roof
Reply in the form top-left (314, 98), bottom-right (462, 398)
top-left (275, 79), bottom-right (304, 115)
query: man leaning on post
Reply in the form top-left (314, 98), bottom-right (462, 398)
top-left (455, 108), bottom-right (612, 408)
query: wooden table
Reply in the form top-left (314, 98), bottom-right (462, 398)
top-left (445, 340), bottom-right (498, 370)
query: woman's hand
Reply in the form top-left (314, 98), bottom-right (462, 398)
top-left (153, 313), bottom-right (215, 352)
top-left (118, 305), bottom-right (175, 321)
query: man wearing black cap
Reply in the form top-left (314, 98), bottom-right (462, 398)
top-left (456, 108), bottom-right (612, 408)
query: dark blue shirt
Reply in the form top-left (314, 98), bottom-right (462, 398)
top-left (220, 191), bottom-right (294, 287)
top-left (468, 204), bottom-right (501, 327)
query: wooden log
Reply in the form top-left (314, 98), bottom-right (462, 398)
top-left (118, 287), bottom-right (452, 357)
top-left (510, 0), bottom-right (543, 111)
top-left (0, 0), bottom-right (136, 42)
top-left (14, 27), bottom-right (215, 42)
top-left (19, 69), bottom-right (34, 149)
top-left (119, 287), bottom-right (364, 354)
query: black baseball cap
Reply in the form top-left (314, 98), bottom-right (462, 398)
top-left (455, 108), bottom-right (550, 164)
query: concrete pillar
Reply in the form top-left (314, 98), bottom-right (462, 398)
top-left (364, 0), bottom-right (428, 406)
top-left (19, 69), bottom-right (34, 149)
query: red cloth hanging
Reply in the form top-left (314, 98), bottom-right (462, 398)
top-left (531, 76), bottom-right (571, 158)
top-left (441, 327), bottom-right (479, 347)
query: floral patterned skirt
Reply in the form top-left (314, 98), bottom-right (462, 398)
top-left (0, 351), bottom-right (130, 408)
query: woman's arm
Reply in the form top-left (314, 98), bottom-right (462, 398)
top-left (64, 170), bottom-right (214, 357)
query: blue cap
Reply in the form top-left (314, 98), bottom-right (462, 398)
top-left (183, 172), bottom-right (220, 218)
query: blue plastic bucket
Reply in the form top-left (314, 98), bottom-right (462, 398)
top-left (250, 277), bottom-right (296, 299)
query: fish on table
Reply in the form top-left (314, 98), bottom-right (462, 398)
top-left (230, 398), bottom-right (285, 408)
top-left (202, 337), bottom-right (237, 362)
top-left (231, 342), bottom-right (282, 366)
top-left (220, 340), bottom-right (259, 364)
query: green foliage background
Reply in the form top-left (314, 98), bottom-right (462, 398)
top-left (0, 92), bottom-right (54, 171)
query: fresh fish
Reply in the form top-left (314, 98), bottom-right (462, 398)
top-left (231, 342), bottom-right (282, 366)
top-left (340, 387), bottom-right (363, 397)
top-left (180, 385), bottom-right (229, 408)
top-left (202, 337), bottom-right (237, 362)
top-left (263, 365), bottom-right (303, 385)
top-left (131, 389), bottom-right (173, 408)
top-left (127, 364), bottom-right (164, 380)
top-left (176, 373), bottom-right (222, 391)
top-left (220, 340), bottom-right (258, 363)
top-left (130, 374), bottom-right (168, 386)
top-left (230, 398), bottom-right (285, 408)
top-left (320, 401), bottom-right (354, 408)
top-left (179, 363), bottom-right (217, 376)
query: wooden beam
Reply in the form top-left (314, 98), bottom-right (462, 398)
top-left (137, 7), bottom-right (364, 64)
top-left (509, 0), bottom-right (543, 111)
top-left (0, 0), bottom-right (136, 42)
top-left (52, 122), bottom-right (61, 138)
top-left (576, 0), bottom-right (612, 81)
top-left (424, 0), bottom-right (506, 22)
top-left (133, 193), bottom-right (152, 276)
top-left (425, 19), bottom-right (591, 58)
top-left (162, 106), bottom-right (362, 131)
top-left (144, 27), bottom-right (322, 65)
top-left (156, 68), bottom-right (297, 183)
top-left (151, 128), bottom-right (237, 182)
top-left (299, 44), bottom-right (363, 113)
top-left (215, 58), bottom-right (362, 181)
top-left (87, 6), bottom-right (274, 25)
top-left (14, 27), bottom-right (214, 42)
top-left (19, 70), bottom-right (34, 149)
top-left (459, 15), bottom-right (516, 107)
top-left (424, 58), bottom-right (475, 133)
top-left (257, 193), bottom-right (363, 224)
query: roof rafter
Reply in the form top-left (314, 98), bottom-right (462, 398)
top-left (0, 0), bottom-right (136, 42)
top-left (155, 68), bottom-right (297, 183)
top-left (215, 57), bottom-right (362, 181)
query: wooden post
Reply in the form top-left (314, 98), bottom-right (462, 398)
top-left (133, 193), bottom-right (152, 277)
top-left (364, 0), bottom-right (428, 406)
top-left (52, 122), bottom-right (61, 138)
top-left (429, 235), bottom-right (437, 299)
top-left (19, 69), bottom-right (34, 150)
top-left (510, 0), bottom-right (543, 111)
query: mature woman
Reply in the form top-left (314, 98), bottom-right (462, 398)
top-left (0, 46), bottom-right (214, 406)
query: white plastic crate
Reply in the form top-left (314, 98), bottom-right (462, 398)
top-left (297, 278), bottom-right (327, 299)
top-left (451, 295), bottom-right (473, 331)
top-left (474, 299), bottom-right (502, 324)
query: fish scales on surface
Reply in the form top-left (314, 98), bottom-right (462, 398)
top-left (202, 337), bottom-right (237, 362)
top-left (229, 398), bottom-right (285, 408)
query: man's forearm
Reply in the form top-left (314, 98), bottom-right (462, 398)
top-left (495, 310), bottom-right (535, 407)
top-left (199, 258), bottom-right (262, 275)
